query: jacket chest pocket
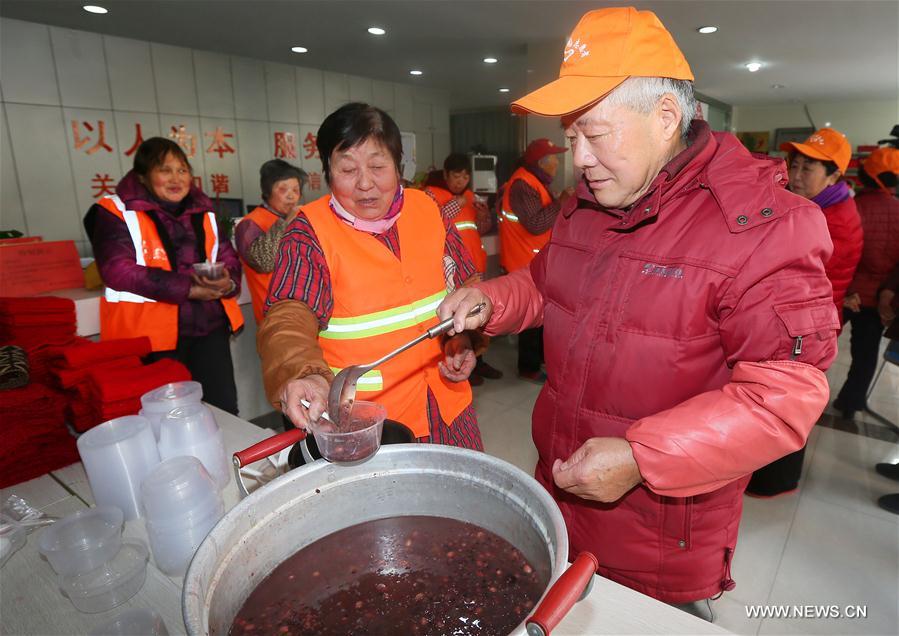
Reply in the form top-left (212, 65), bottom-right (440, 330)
top-left (611, 253), bottom-right (733, 341)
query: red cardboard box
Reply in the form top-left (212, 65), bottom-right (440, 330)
top-left (0, 240), bottom-right (84, 296)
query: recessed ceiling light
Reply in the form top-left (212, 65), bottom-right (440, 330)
top-left (82, 5), bottom-right (107, 14)
top-left (498, 87), bottom-right (510, 93)
top-left (745, 62), bottom-right (762, 72)
top-left (483, 57), bottom-right (498, 64)
top-left (824, 121), bottom-right (832, 127)
top-left (409, 69), bottom-right (423, 76)
top-left (771, 84), bottom-right (785, 89)
top-left (290, 46), bottom-right (308, 53)
top-left (367, 27), bottom-right (386, 36)
top-left (697, 26), bottom-right (718, 34)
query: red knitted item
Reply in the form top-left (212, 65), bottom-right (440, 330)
top-left (0, 297), bottom-right (75, 315)
top-left (53, 356), bottom-right (143, 389)
top-left (61, 337), bottom-right (152, 369)
top-left (87, 358), bottom-right (191, 403)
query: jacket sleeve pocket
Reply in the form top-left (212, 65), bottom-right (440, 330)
top-left (773, 299), bottom-right (840, 365)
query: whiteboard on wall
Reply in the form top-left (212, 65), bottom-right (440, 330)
top-left (400, 131), bottom-right (416, 181)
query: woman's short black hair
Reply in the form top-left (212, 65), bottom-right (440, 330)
top-left (788, 151), bottom-right (839, 176)
top-left (316, 103), bottom-right (402, 185)
top-left (133, 137), bottom-right (192, 178)
top-left (859, 163), bottom-right (899, 190)
top-left (259, 159), bottom-right (307, 202)
top-left (443, 153), bottom-right (470, 173)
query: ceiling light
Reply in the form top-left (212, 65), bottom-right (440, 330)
top-left (745, 62), bottom-right (762, 72)
top-left (367, 27), bottom-right (386, 36)
top-left (824, 121), bottom-right (832, 127)
top-left (409, 69), bottom-right (423, 76)
top-left (697, 26), bottom-right (718, 34)
top-left (290, 46), bottom-right (308, 53)
top-left (498, 87), bottom-right (510, 93)
top-left (483, 57), bottom-right (498, 64)
top-left (82, 5), bottom-right (107, 13)
top-left (771, 84), bottom-right (785, 89)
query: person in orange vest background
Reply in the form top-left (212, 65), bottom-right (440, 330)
top-left (256, 102), bottom-right (483, 449)
top-left (85, 138), bottom-right (244, 414)
top-left (422, 153), bottom-right (504, 385)
top-left (235, 160), bottom-right (307, 325)
top-left (498, 138), bottom-right (572, 381)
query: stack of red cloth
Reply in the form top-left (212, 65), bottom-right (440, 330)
top-left (0, 297), bottom-right (77, 350)
top-left (85, 358), bottom-right (191, 426)
top-left (0, 383), bottom-right (79, 488)
top-left (0, 297), bottom-right (82, 385)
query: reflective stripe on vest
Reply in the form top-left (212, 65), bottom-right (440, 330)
top-left (329, 367), bottom-right (384, 391)
top-left (455, 221), bottom-right (478, 232)
top-left (501, 209), bottom-right (520, 223)
top-left (319, 290), bottom-right (447, 340)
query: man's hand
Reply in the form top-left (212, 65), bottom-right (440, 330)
top-left (278, 373), bottom-right (329, 429)
top-left (843, 292), bottom-right (861, 313)
top-left (437, 287), bottom-right (493, 336)
top-left (439, 333), bottom-right (476, 382)
top-left (552, 437), bottom-right (643, 503)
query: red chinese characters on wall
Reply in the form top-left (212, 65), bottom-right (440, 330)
top-left (274, 132), bottom-right (297, 159)
top-left (71, 120), bottom-right (113, 154)
top-left (124, 123), bottom-right (145, 157)
top-left (210, 174), bottom-right (230, 195)
top-left (91, 173), bottom-right (116, 199)
top-left (205, 127), bottom-right (235, 158)
top-left (303, 132), bottom-right (319, 159)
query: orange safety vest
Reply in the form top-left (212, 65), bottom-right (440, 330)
top-left (424, 186), bottom-right (488, 274)
top-left (302, 189), bottom-right (472, 438)
top-left (499, 167), bottom-right (553, 272)
top-left (239, 206), bottom-right (280, 324)
top-left (97, 195), bottom-right (244, 352)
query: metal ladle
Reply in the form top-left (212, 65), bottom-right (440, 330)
top-left (328, 302), bottom-right (486, 426)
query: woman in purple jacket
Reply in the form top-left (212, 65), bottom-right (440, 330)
top-left (85, 138), bottom-right (243, 414)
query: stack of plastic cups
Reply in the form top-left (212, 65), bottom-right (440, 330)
top-left (156, 403), bottom-right (230, 489)
top-left (37, 507), bottom-right (149, 613)
top-left (140, 456), bottom-right (224, 576)
top-left (139, 381), bottom-right (203, 440)
top-left (76, 416), bottom-right (161, 520)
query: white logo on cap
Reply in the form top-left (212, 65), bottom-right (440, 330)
top-left (808, 134), bottom-right (826, 146)
top-left (564, 37), bottom-right (590, 63)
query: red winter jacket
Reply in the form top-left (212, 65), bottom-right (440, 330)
top-left (476, 123), bottom-right (839, 603)
top-left (847, 189), bottom-right (899, 307)
top-left (819, 195), bottom-right (862, 312)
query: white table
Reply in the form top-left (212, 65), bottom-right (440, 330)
top-left (0, 407), bottom-right (729, 635)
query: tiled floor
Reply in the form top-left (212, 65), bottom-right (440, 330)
top-left (472, 331), bottom-right (898, 636)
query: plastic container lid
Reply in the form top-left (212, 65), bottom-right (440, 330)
top-left (89, 608), bottom-right (169, 636)
top-left (38, 507), bottom-right (123, 576)
top-left (60, 540), bottom-right (149, 614)
top-left (140, 381), bottom-right (203, 415)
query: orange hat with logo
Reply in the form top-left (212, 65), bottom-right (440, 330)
top-left (511, 7), bottom-right (693, 117)
top-left (779, 128), bottom-right (852, 174)
top-left (861, 146), bottom-right (899, 191)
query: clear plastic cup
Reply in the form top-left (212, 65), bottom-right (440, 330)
top-left (140, 381), bottom-right (203, 440)
top-left (156, 404), bottom-right (229, 488)
top-left (309, 401), bottom-right (386, 463)
top-left (90, 608), bottom-right (169, 636)
top-left (76, 416), bottom-right (160, 521)
top-left (60, 540), bottom-right (148, 613)
top-left (38, 507), bottom-right (123, 576)
top-left (191, 261), bottom-right (225, 280)
top-left (140, 456), bottom-right (223, 526)
top-left (145, 507), bottom-right (222, 576)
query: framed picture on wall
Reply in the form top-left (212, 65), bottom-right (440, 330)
top-left (736, 131), bottom-right (771, 153)
top-left (773, 127), bottom-right (815, 152)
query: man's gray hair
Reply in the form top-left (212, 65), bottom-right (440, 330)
top-left (603, 77), bottom-right (697, 139)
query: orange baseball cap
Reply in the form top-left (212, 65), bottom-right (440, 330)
top-left (861, 146), bottom-right (899, 191)
top-left (511, 7), bottom-right (694, 117)
top-left (779, 128), bottom-right (851, 174)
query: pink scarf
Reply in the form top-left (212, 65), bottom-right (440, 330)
top-left (329, 187), bottom-right (404, 233)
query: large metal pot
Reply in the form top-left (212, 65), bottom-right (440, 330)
top-left (183, 445), bottom-right (595, 636)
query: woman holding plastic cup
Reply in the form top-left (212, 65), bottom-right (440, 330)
top-left (85, 137), bottom-right (243, 414)
top-left (257, 103), bottom-right (483, 449)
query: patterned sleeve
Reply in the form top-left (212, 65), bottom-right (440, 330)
top-left (443, 217), bottom-right (478, 288)
top-left (265, 212), bottom-right (333, 328)
top-left (510, 180), bottom-right (561, 235)
top-left (423, 188), bottom-right (463, 221)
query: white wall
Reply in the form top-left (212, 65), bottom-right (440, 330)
top-left (732, 99), bottom-right (898, 149)
top-left (0, 18), bottom-right (451, 255)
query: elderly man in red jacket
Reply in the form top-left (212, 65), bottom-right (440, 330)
top-left (439, 7), bottom-right (839, 606)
